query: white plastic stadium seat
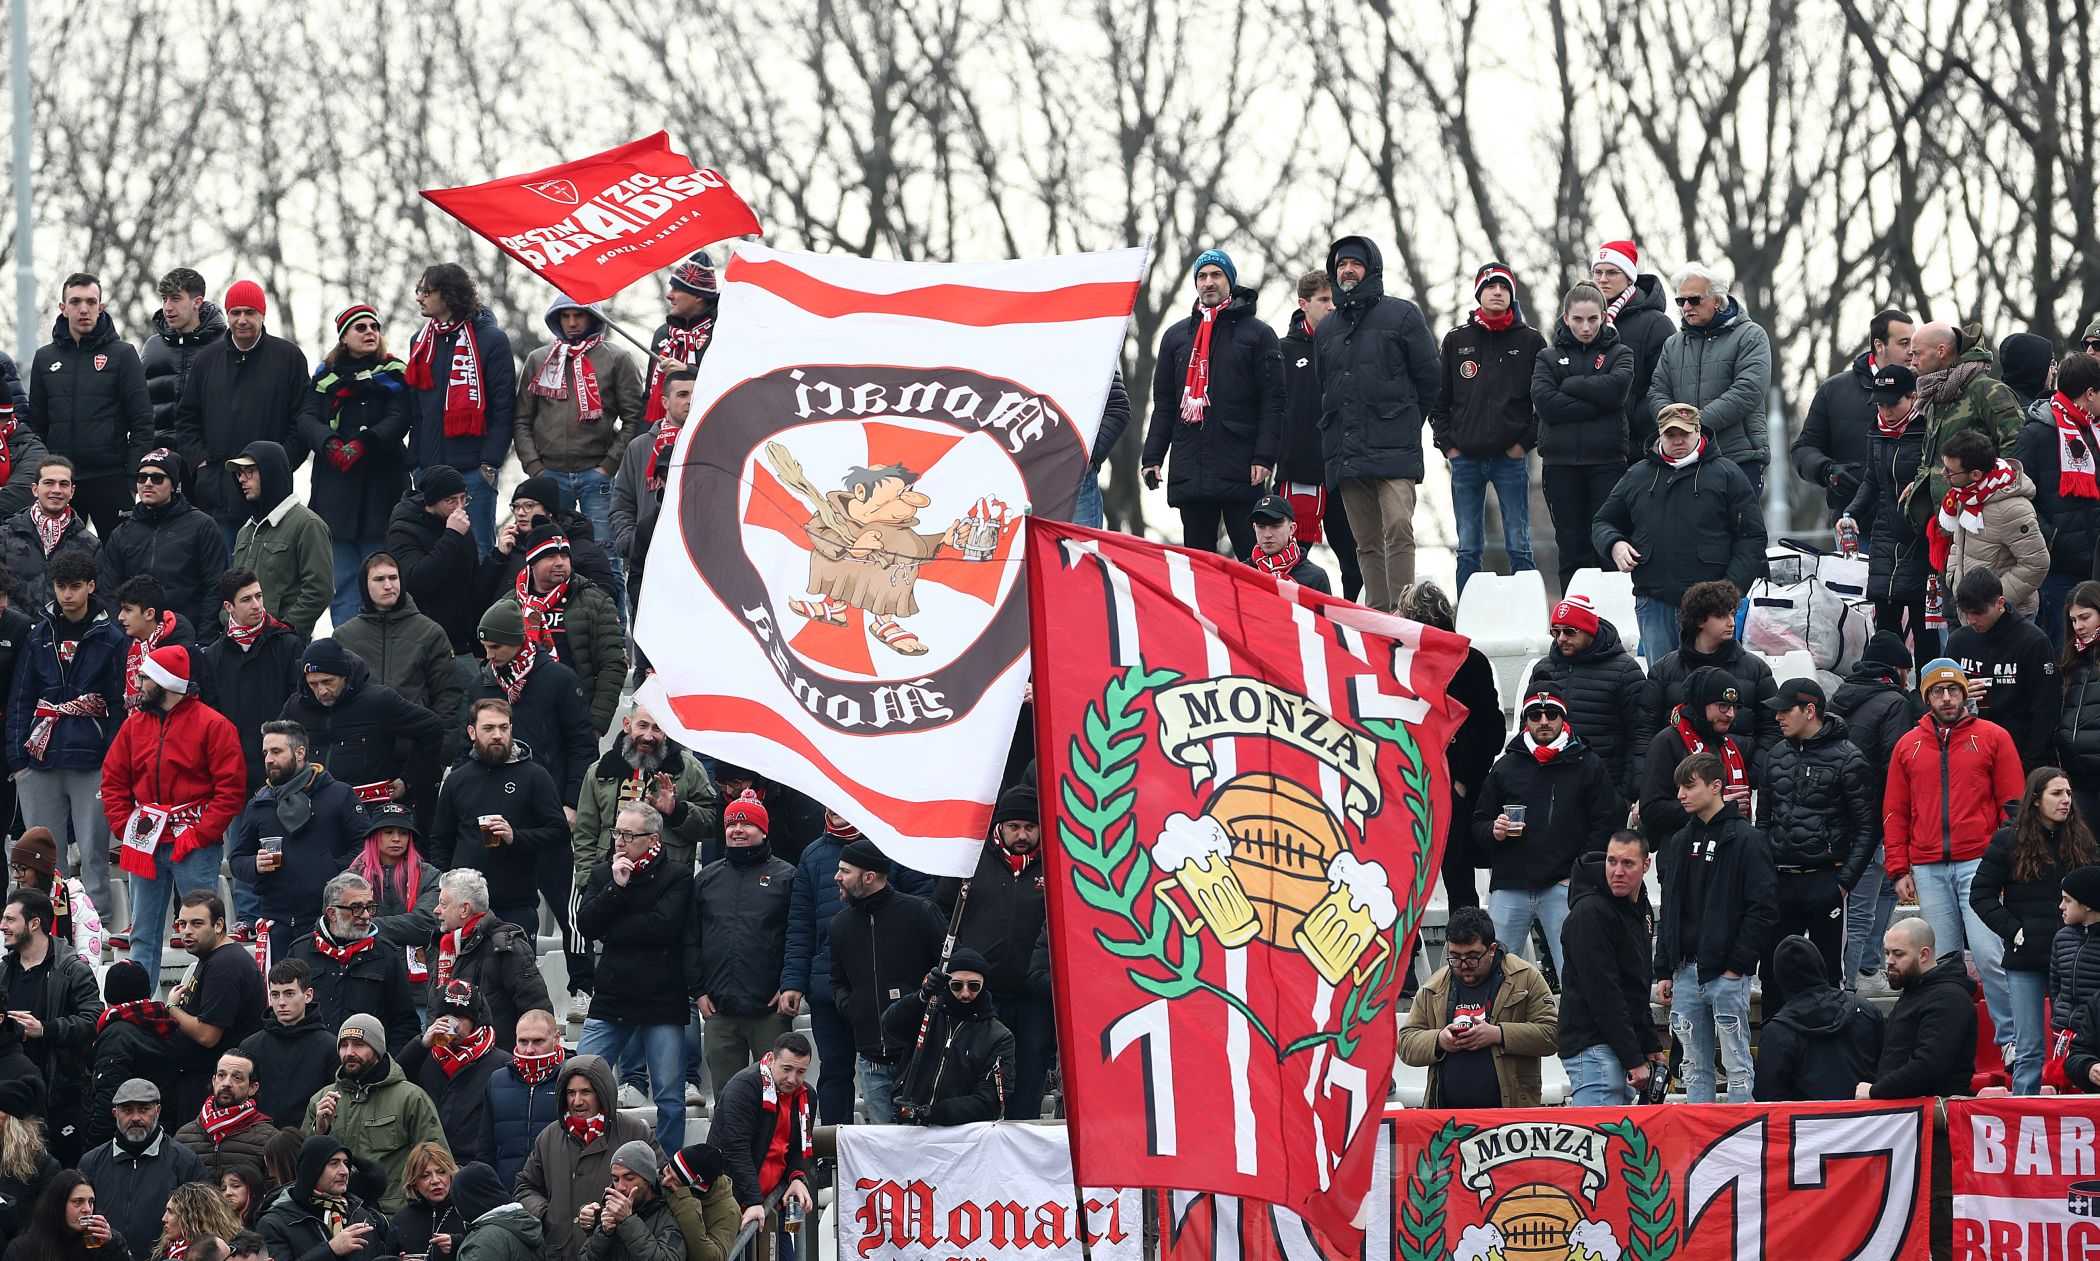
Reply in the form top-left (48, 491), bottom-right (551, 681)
top-left (1565, 568), bottom-right (1639, 655)
top-left (1458, 571), bottom-right (1551, 711)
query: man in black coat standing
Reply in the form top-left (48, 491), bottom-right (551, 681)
top-left (1861, 917), bottom-right (1979, 1099)
top-left (937, 785), bottom-right (1051, 1119)
top-left (226, 721), bottom-right (366, 960)
top-left (0, 886), bottom-right (104, 1163)
top-left (142, 268), bottom-right (225, 432)
top-left (170, 280), bottom-right (310, 548)
top-left (1276, 270), bottom-right (1358, 600)
top-left (829, 839), bottom-right (945, 1123)
top-left (1141, 248), bottom-right (1283, 561)
top-left (471, 601), bottom-right (593, 808)
top-left (1829, 632), bottom-right (1920, 990)
top-left (29, 273), bottom-right (152, 536)
top-left (281, 638), bottom-right (446, 813)
top-left (202, 570), bottom-right (307, 796)
top-left (98, 447), bottom-right (228, 635)
top-left (1791, 308), bottom-right (1913, 521)
top-left (384, 467), bottom-right (483, 656)
top-left (1946, 566), bottom-right (2061, 771)
top-left (431, 699), bottom-right (566, 934)
top-left (406, 263), bottom-right (516, 556)
top-left (693, 790), bottom-right (798, 1104)
top-left (1313, 236), bottom-right (1441, 613)
top-left (1431, 261), bottom-right (1546, 594)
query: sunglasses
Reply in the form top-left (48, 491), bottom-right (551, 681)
top-left (1549, 626), bottom-right (1586, 639)
top-left (948, 978), bottom-right (983, 996)
top-left (1673, 294), bottom-right (1709, 307)
top-left (135, 472), bottom-right (169, 485)
top-left (345, 320), bottom-right (380, 336)
top-left (1522, 707), bottom-right (1564, 721)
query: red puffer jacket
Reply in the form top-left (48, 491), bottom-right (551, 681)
top-left (1883, 711), bottom-right (2023, 878)
top-left (100, 693), bottom-right (248, 877)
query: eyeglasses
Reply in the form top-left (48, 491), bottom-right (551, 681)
top-left (1549, 627), bottom-right (1585, 639)
top-left (134, 473), bottom-right (169, 485)
top-left (414, 285), bottom-right (435, 296)
top-left (613, 829), bottom-right (659, 843)
top-left (1446, 948), bottom-right (1491, 965)
top-left (330, 901), bottom-right (375, 917)
top-left (1521, 708), bottom-right (1563, 722)
top-left (948, 978), bottom-right (983, 995)
top-left (1673, 294), bottom-right (1708, 307)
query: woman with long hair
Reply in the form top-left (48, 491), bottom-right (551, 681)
top-left (0, 1087), bottom-right (57, 1254)
top-left (218, 1163), bottom-right (266, 1231)
top-left (3, 1170), bottom-right (128, 1260)
top-left (1975, 766), bottom-right (2099, 1094)
top-left (1531, 280), bottom-right (1636, 589)
top-left (297, 303), bottom-right (413, 625)
top-left (392, 1141), bottom-right (463, 1258)
top-left (261, 1127), bottom-right (304, 1195)
top-left (354, 808), bottom-right (442, 954)
top-left (2060, 581), bottom-right (2100, 821)
top-left (153, 1181), bottom-right (241, 1261)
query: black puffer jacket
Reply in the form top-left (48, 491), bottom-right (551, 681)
top-left (2018, 402), bottom-right (2100, 579)
top-left (199, 617), bottom-right (306, 793)
top-left (691, 845), bottom-right (797, 1016)
top-left (1592, 429), bottom-right (1767, 612)
top-left (1973, 823), bottom-right (2088, 973)
top-left (1313, 236), bottom-right (1442, 484)
top-left (883, 990), bottom-right (1017, 1125)
top-left (96, 489), bottom-right (227, 632)
top-left (297, 351), bottom-right (414, 543)
top-left (1430, 313), bottom-right (1545, 457)
top-left (1829, 664), bottom-right (1922, 816)
top-left (1471, 732), bottom-right (1622, 893)
top-left (1642, 634), bottom-right (1779, 772)
top-left (28, 312), bottom-right (151, 482)
top-left (1277, 313), bottom-right (1324, 484)
top-left (385, 490), bottom-right (483, 653)
top-left (1531, 321), bottom-right (1634, 466)
top-left (278, 644), bottom-right (447, 795)
top-left (1845, 420), bottom-right (1934, 604)
top-left (1869, 950), bottom-right (1978, 1099)
top-left (577, 845), bottom-right (695, 1028)
top-left (1753, 713), bottom-right (1877, 887)
top-left (0, 430), bottom-right (47, 523)
top-left (1754, 935), bottom-right (1884, 1102)
top-left (1791, 353), bottom-right (1878, 517)
top-left (1611, 274), bottom-right (1676, 456)
top-left (0, 348), bottom-right (27, 416)
top-left (1141, 285), bottom-right (1283, 506)
top-left (2059, 652), bottom-right (2100, 787)
top-left (2052, 923), bottom-right (2100, 1031)
top-left (1555, 851), bottom-right (1661, 1068)
top-left (141, 304), bottom-right (226, 431)
top-left (0, 504), bottom-right (98, 608)
top-left (1523, 620), bottom-right (1646, 797)
top-left (170, 329), bottom-right (311, 525)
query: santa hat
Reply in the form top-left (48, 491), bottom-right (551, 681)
top-left (723, 788), bottom-right (769, 834)
top-left (1593, 240), bottom-right (1639, 281)
top-left (139, 645), bottom-right (191, 695)
top-left (1549, 594), bottom-right (1601, 636)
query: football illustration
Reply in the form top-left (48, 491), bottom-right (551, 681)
top-left (1487, 1183), bottom-right (1583, 1261)
top-left (1203, 772), bottom-right (1345, 945)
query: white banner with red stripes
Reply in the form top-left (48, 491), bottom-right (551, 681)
top-left (635, 242), bottom-right (1145, 877)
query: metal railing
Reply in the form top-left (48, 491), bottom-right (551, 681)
top-left (728, 1172), bottom-right (824, 1261)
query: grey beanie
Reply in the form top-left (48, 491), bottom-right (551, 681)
top-left (611, 1139), bottom-right (660, 1182)
top-left (337, 1012), bottom-right (386, 1049)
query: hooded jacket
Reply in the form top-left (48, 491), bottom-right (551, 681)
top-left (1792, 351), bottom-right (1880, 516)
top-left (515, 297), bottom-right (645, 476)
top-left (1591, 428), bottom-right (1768, 611)
top-left (141, 303), bottom-right (227, 431)
top-left (6, 601), bottom-right (126, 773)
top-left (1973, 822), bottom-right (2087, 973)
top-left (1522, 619), bottom-right (1646, 798)
top-left (1754, 936), bottom-right (1884, 1101)
top-left (1942, 461), bottom-right (2048, 618)
top-left (98, 691), bottom-right (248, 864)
top-left (29, 311), bottom-right (152, 482)
top-left (1278, 311), bottom-right (1326, 484)
top-left (411, 308), bottom-right (517, 474)
top-left (481, 1054), bottom-right (567, 1189)
top-left (4, 945), bottom-right (101, 1142)
top-left (1312, 236), bottom-right (1442, 484)
top-left (334, 586), bottom-right (461, 755)
top-left (458, 1201), bottom-right (545, 1261)
top-left (691, 843), bottom-right (797, 1016)
top-left (171, 328), bottom-right (312, 525)
top-left (935, 839), bottom-right (1048, 996)
top-left (258, 1138), bottom-right (395, 1258)
top-left (1945, 602), bottom-right (2059, 767)
top-left (431, 742), bottom-right (567, 914)
top-left (279, 641), bottom-right (447, 798)
top-left (470, 652), bottom-right (593, 805)
top-left (1471, 729), bottom-right (1622, 893)
top-left (237, 1010), bottom-right (340, 1127)
top-left (1431, 307), bottom-right (1546, 457)
top-left (1753, 712), bottom-right (1877, 887)
top-left (97, 487), bottom-right (228, 633)
top-left (1885, 711), bottom-right (2024, 877)
top-left (1845, 414), bottom-right (1936, 603)
top-left (1608, 274), bottom-right (1676, 457)
top-left (1828, 662), bottom-right (1921, 816)
top-left (1653, 802), bottom-right (1778, 984)
top-left (1398, 948), bottom-right (1558, 1108)
top-left (1531, 320), bottom-right (1634, 466)
top-left (1556, 851), bottom-right (1662, 1068)
top-left (298, 1053), bottom-right (448, 1214)
top-left (829, 884), bottom-right (947, 1060)
top-left (297, 349), bottom-right (414, 542)
top-left (87, 1011), bottom-right (181, 1148)
top-left (1870, 950), bottom-right (1980, 1099)
top-left (227, 765), bottom-right (364, 933)
top-left (1637, 701), bottom-right (1750, 846)
top-left (230, 439), bottom-right (334, 638)
top-left (199, 613), bottom-right (305, 793)
top-left (884, 986), bottom-right (1018, 1124)
top-left (1142, 285), bottom-right (1284, 506)
top-left (0, 502), bottom-right (98, 606)
top-left (386, 489), bottom-right (485, 653)
top-left (2017, 400), bottom-right (2100, 579)
top-left (572, 740), bottom-right (719, 881)
top-left (1645, 296), bottom-right (1774, 467)
top-left (577, 842), bottom-right (697, 1028)
top-left (515, 1055), bottom-right (654, 1261)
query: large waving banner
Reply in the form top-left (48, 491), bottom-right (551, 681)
top-left (1950, 1096), bottom-right (2100, 1258)
top-left (1026, 519), bottom-right (1467, 1250)
top-left (637, 244), bottom-right (1144, 877)
top-left (1162, 1103), bottom-right (1933, 1261)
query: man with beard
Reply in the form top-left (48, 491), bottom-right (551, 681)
top-left (165, 892), bottom-right (266, 1122)
top-left (487, 523), bottom-right (627, 736)
top-left (693, 790), bottom-right (798, 1103)
top-left (643, 253), bottom-right (720, 425)
top-left (421, 870), bottom-right (550, 1054)
top-left (100, 645), bottom-right (246, 980)
top-left (304, 1014), bottom-right (445, 1213)
top-left (0, 455), bottom-right (99, 602)
top-left (1587, 240), bottom-right (1676, 463)
top-left (1908, 321), bottom-right (2025, 514)
top-left (227, 721), bottom-right (365, 963)
top-left (258, 1133), bottom-right (395, 1261)
top-left (77, 1078), bottom-right (205, 1255)
top-left (884, 949), bottom-right (1017, 1126)
top-left (473, 601), bottom-right (593, 809)
top-left (173, 1050), bottom-right (274, 1181)
top-left (236, 959), bottom-right (338, 1125)
top-left (398, 980), bottom-right (511, 1167)
top-left (1861, 916), bottom-right (1979, 1099)
top-left (480, 1009), bottom-right (566, 1188)
top-left (0, 887), bottom-right (102, 1162)
top-left (1140, 248), bottom-right (1283, 559)
top-left (432, 699), bottom-right (567, 942)
top-left (574, 701), bottom-right (720, 882)
top-left (516, 1054), bottom-right (653, 1261)
top-left (828, 839), bottom-right (945, 1123)
top-left (97, 447), bottom-right (227, 634)
top-left (290, 873), bottom-right (423, 1055)
top-left (583, 1141), bottom-right (688, 1261)
top-left (227, 440), bottom-right (332, 639)
top-left (29, 273), bottom-right (152, 536)
top-left (170, 281), bottom-right (311, 554)
top-left (1523, 596), bottom-right (1647, 801)
top-left (201, 570), bottom-right (306, 798)
top-left (937, 785), bottom-right (1053, 1118)
top-left (1793, 308), bottom-right (1914, 521)
top-left (1638, 666), bottom-right (1754, 852)
top-left (280, 637), bottom-right (447, 815)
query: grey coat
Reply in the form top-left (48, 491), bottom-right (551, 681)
top-left (1645, 296), bottom-right (1774, 468)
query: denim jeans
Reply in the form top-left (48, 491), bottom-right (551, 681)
top-left (2008, 968), bottom-right (2048, 1095)
top-left (1449, 454), bottom-right (1535, 596)
top-left (1488, 883), bottom-right (1569, 975)
top-left (1635, 596), bottom-right (1679, 665)
top-left (329, 537), bottom-right (385, 630)
top-left (463, 466), bottom-right (497, 556)
top-left (580, 1019), bottom-right (689, 1155)
top-left (230, 878), bottom-right (261, 928)
top-left (1669, 964), bottom-right (1752, 1103)
top-left (127, 842), bottom-right (226, 980)
top-left (1563, 1042), bottom-right (1634, 1107)
top-left (1842, 847), bottom-right (1898, 984)
top-left (1072, 468), bottom-right (1104, 529)
top-left (545, 468), bottom-right (626, 616)
top-left (1911, 858), bottom-right (2013, 1052)
top-left (857, 1056), bottom-right (898, 1124)
top-left (809, 1000), bottom-right (859, 1126)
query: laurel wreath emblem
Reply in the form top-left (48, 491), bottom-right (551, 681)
top-left (1597, 1119), bottom-right (1681, 1261)
top-left (1397, 1117), bottom-right (1477, 1261)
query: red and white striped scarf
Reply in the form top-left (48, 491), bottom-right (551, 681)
top-left (1250, 540), bottom-right (1304, 581)
top-left (514, 568), bottom-right (566, 660)
top-left (429, 1024), bottom-right (496, 1078)
top-left (435, 912), bottom-right (485, 990)
top-left (224, 611), bottom-right (287, 654)
top-left (29, 504), bottom-right (72, 556)
top-left (198, 1097), bottom-right (263, 1144)
top-left (1179, 304), bottom-right (1223, 425)
top-left (492, 637), bottom-right (538, 704)
top-left (24, 693), bottom-right (106, 761)
top-left (514, 1049), bottom-right (564, 1086)
top-left (2055, 392), bottom-right (2100, 501)
top-left (1672, 704), bottom-right (1747, 790)
top-left (1929, 458), bottom-right (2023, 570)
top-left (562, 1111), bottom-right (607, 1146)
top-left (123, 609), bottom-right (177, 711)
top-left (530, 336), bottom-right (605, 422)
top-left (646, 420), bottom-right (681, 493)
top-left (645, 320), bottom-right (713, 422)
top-left (406, 317), bottom-right (486, 438)
top-left (311, 931), bottom-right (378, 966)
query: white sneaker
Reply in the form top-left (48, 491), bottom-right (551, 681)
top-left (685, 1083), bottom-right (704, 1107)
top-left (617, 1084), bottom-right (648, 1110)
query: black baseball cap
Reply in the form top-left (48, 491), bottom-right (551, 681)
top-left (1250, 494), bottom-right (1293, 523)
top-left (1763, 677), bottom-right (1827, 711)
top-left (1869, 363), bottom-right (1917, 405)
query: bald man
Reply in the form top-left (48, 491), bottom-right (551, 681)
top-left (1858, 918), bottom-right (1978, 1099)
top-left (1910, 320), bottom-right (2024, 514)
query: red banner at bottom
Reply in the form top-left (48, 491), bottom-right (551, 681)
top-left (1951, 1096), bottom-right (2100, 1260)
top-left (1161, 1102), bottom-right (1933, 1261)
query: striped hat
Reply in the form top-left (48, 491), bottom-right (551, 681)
top-left (335, 304), bottom-right (380, 335)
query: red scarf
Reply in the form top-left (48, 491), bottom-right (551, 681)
top-left (1525, 729), bottom-right (1571, 764)
top-left (310, 931), bottom-right (378, 965)
top-left (429, 1024), bottom-right (496, 1077)
top-left (406, 317), bottom-right (486, 438)
top-left (514, 568), bottom-right (567, 660)
top-left (97, 998), bottom-right (177, 1037)
top-left (224, 611), bottom-right (287, 654)
top-left (1672, 704), bottom-right (1747, 789)
top-left (29, 504), bottom-right (72, 556)
top-left (530, 335), bottom-right (605, 422)
top-left (25, 693), bottom-right (106, 761)
top-left (492, 637), bottom-right (538, 704)
top-left (1474, 307), bottom-right (1516, 332)
top-left (1251, 540), bottom-right (1304, 581)
top-left (1929, 458), bottom-right (2022, 570)
top-left (630, 841), bottom-right (662, 878)
top-left (646, 319), bottom-right (713, 422)
top-left (198, 1097), bottom-right (263, 1144)
top-left (165, 1240), bottom-right (191, 1261)
top-left (514, 1049), bottom-right (564, 1086)
top-left (123, 609), bottom-right (178, 711)
top-left (1603, 283), bottom-right (1637, 325)
top-left (0, 418), bottom-right (17, 489)
top-left (436, 912), bottom-right (484, 990)
top-left (1876, 399), bottom-right (1921, 438)
top-left (562, 1112), bottom-right (608, 1146)
top-left (646, 420), bottom-right (681, 493)
top-left (2055, 392), bottom-right (2100, 501)
top-left (1179, 304), bottom-right (1224, 425)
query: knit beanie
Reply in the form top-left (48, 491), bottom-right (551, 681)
top-left (1684, 666), bottom-right (1741, 710)
top-left (1192, 248), bottom-right (1237, 288)
top-left (838, 837), bottom-right (892, 875)
top-left (946, 947), bottom-right (992, 977)
top-left (8, 828), bottom-right (55, 878)
top-left (611, 1139), bottom-right (660, 1183)
top-left (477, 602), bottom-right (526, 647)
top-left (419, 465), bottom-right (467, 504)
top-left (669, 251), bottom-right (717, 296)
top-left (1860, 631), bottom-right (1911, 677)
top-left (1473, 261), bottom-right (1516, 301)
top-left (512, 475), bottom-right (561, 514)
top-left (723, 789), bottom-right (769, 834)
top-left (450, 1162), bottom-right (508, 1225)
top-left (2065, 865), bottom-right (2100, 912)
top-left (1919, 658), bottom-right (1969, 695)
top-left (224, 279), bottom-right (267, 315)
top-left (301, 639), bottom-right (356, 679)
top-left (1549, 595), bottom-right (1600, 637)
top-left (1998, 333), bottom-right (2054, 401)
top-left (992, 784), bottom-right (1037, 827)
top-left (102, 959), bottom-right (151, 1006)
top-left (669, 1143), bottom-right (726, 1189)
top-left (335, 304), bottom-right (379, 337)
top-left (337, 1012), bottom-right (387, 1050)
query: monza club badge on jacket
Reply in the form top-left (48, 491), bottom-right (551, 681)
top-left (1027, 519), bottom-right (1467, 1251)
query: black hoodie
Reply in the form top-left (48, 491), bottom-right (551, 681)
top-left (1141, 284), bottom-right (1285, 507)
top-left (1945, 607), bottom-right (2060, 770)
top-left (1870, 950), bottom-right (1979, 1099)
top-left (1753, 936), bottom-right (1884, 1101)
top-left (1311, 236), bottom-right (1442, 484)
top-left (1652, 801), bottom-right (1778, 984)
top-left (1556, 851), bottom-right (1661, 1069)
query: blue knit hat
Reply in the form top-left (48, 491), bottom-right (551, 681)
top-left (1192, 248), bottom-right (1237, 288)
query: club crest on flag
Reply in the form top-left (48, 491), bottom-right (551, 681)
top-left (525, 178), bottom-right (580, 205)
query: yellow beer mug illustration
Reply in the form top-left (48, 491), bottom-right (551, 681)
top-left (1294, 851), bottom-right (1398, 985)
top-left (1152, 813), bottom-right (1261, 949)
